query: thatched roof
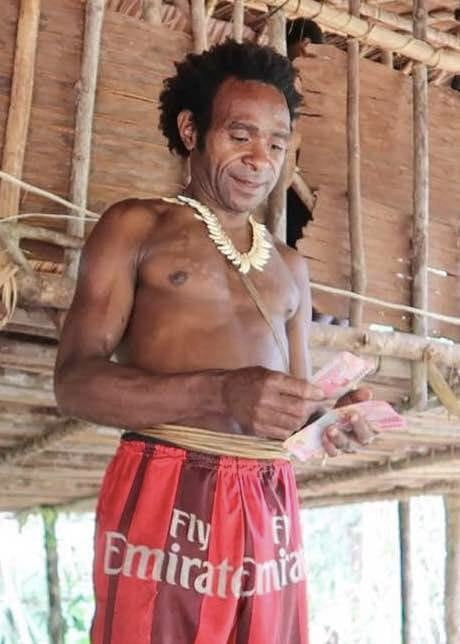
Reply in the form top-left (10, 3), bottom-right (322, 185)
top-left (0, 0), bottom-right (459, 511)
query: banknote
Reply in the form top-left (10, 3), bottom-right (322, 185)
top-left (284, 400), bottom-right (406, 461)
top-left (312, 351), bottom-right (376, 398)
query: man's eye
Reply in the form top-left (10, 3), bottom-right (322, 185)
top-left (231, 135), bottom-right (249, 143)
top-left (271, 144), bottom-right (285, 152)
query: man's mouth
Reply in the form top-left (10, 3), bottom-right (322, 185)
top-left (231, 176), bottom-right (266, 191)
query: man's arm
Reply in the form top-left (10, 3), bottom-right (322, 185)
top-left (54, 200), bottom-right (225, 430)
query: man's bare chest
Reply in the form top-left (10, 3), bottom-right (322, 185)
top-left (137, 228), bottom-right (299, 320)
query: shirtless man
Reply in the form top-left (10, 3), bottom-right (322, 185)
top-left (54, 41), bottom-right (372, 644)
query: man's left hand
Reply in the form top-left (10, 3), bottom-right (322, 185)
top-left (321, 387), bottom-right (377, 457)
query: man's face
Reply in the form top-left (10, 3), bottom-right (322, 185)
top-left (190, 78), bottom-right (291, 214)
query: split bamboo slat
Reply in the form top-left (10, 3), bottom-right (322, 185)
top-left (347, 0), bottom-right (366, 326)
top-left (267, 0), bottom-right (460, 72)
top-left (66, 0), bottom-right (105, 280)
top-left (411, 0), bottom-right (429, 411)
top-left (266, 10), bottom-right (288, 241)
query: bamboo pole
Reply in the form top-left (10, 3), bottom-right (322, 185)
top-left (444, 494), bottom-right (460, 644)
top-left (66, 0), bottom-right (105, 280)
top-left (309, 323), bottom-right (460, 368)
top-left (142, 0), bottom-right (162, 24)
top-left (299, 482), bottom-right (460, 508)
top-left (398, 500), bottom-right (413, 644)
top-left (347, 0), bottom-right (366, 327)
top-left (291, 172), bottom-right (317, 212)
top-left (411, 0), bottom-right (429, 412)
top-left (0, 0), bottom-right (41, 220)
top-left (42, 507), bottom-right (65, 644)
top-left (297, 445), bottom-right (460, 491)
top-left (333, 1), bottom-right (460, 53)
top-left (266, 10), bottom-right (288, 241)
top-left (381, 49), bottom-right (393, 68)
top-left (232, 0), bottom-right (245, 43)
top-left (265, 0), bottom-right (460, 72)
top-left (191, 0), bottom-right (207, 53)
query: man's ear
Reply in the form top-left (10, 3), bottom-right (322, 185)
top-left (177, 110), bottom-right (197, 152)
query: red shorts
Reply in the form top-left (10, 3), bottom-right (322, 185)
top-left (91, 437), bottom-right (308, 644)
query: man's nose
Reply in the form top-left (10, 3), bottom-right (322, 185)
top-left (242, 141), bottom-right (271, 171)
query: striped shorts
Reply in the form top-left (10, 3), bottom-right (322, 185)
top-left (91, 437), bottom-right (309, 644)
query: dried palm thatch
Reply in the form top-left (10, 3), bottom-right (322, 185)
top-left (0, 252), bottom-right (18, 330)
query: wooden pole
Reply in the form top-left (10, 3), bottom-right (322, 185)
top-left (263, 0), bottom-right (460, 72)
top-left (0, 0), bottom-right (41, 220)
top-left (66, 0), bottom-right (105, 280)
top-left (266, 10), bottom-right (288, 241)
top-left (334, 0), bottom-right (460, 53)
top-left (347, 0), bottom-right (366, 327)
top-left (191, 0), bottom-right (207, 53)
top-left (232, 0), bottom-right (245, 43)
top-left (300, 482), bottom-right (460, 508)
top-left (42, 507), bottom-right (65, 644)
top-left (297, 445), bottom-right (460, 491)
top-left (411, 0), bottom-right (429, 412)
top-left (444, 494), bottom-right (460, 644)
top-left (381, 49), bottom-right (393, 68)
top-left (398, 500), bottom-right (413, 644)
top-left (142, 0), bottom-right (162, 25)
top-left (309, 322), bottom-right (460, 368)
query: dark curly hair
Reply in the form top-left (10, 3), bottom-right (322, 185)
top-left (159, 40), bottom-right (302, 157)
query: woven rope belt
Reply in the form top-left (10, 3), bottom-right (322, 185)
top-left (134, 424), bottom-right (290, 460)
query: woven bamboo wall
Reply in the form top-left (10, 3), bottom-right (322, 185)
top-left (295, 45), bottom-right (460, 341)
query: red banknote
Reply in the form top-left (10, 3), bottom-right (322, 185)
top-left (284, 400), bottom-right (406, 462)
top-left (312, 351), bottom-right (376, 398)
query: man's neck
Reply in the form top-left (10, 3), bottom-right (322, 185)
top-left (183, 182), bottom-right (250, 230)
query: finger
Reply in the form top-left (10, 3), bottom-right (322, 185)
top-left (343, 412), bottom-right (376, 445)
top-left (255, 408), bottom-right (305, 433)
top-left (270, 373), bottom-right (325, 401)
top-left (325, 425), bottom-right (355, 452)
top-left (321, 434), bottom-right (339, 457)
top-left (260, 394), bottom-right (324, 425)
top-left (335, 387), bottom-right (373, 408)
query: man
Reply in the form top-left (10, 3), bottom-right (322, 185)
top-left (55, 41), bottom-right (372, 644)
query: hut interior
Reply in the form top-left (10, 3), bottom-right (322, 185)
top-left (0, 0), bottom-right (459, 522)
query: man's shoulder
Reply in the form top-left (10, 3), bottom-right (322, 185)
top-left (274, 239), bottom-right (309, 284)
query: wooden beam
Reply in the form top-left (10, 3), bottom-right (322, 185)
top-left (0, 419), bottom-right (90, 468)
top-left (66, 0), bottom-right (105, 280)
top-left (347, 0), bottom-right (366, 327)
top-left (411, 0), bottom-right (429, 412)
top-left (0, 0), bottom-right (40, 220)
top-left (266, 10), bottom-right (288, 241)
top-left (298, 446), bottom-right (460, 492)
top-left (309, 323), bottom-right (460, 368)
top-left (333, 1), bottom-right (460, 53)
top-left (299, 481), bottom-right (459, 508)
top-left (445, 494), bottom-right (460, 644)
top-left (232, 0), bottom-right (245, 43)
top-left (0, 336), bottom-right (56, 374)
top-left (191, 0), bottom-right (207, 53)
top-left (266, 0), bottom-right (460, 72)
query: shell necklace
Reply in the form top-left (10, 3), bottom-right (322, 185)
top-left (164, 194), bottom-right (272, 274)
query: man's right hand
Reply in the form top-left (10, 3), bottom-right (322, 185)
top-left (221, 367), bottom-right (326, 441)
